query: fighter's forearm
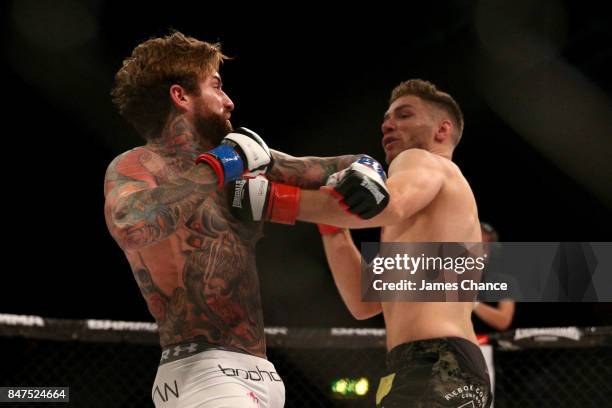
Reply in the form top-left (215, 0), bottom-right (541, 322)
top-left (111, 165), bottom-right (218, 250)
top-left (267, 150), bottom-right (361, 189)
top-left (322, 231), bottom-right (381, 320)
top-left (297, 189), bottom-right (402, 229)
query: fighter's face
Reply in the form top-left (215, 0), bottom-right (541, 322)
top-left (192, 72), bottom-right (235, 145)
top-left (381, 95), bottom-right (437, 164)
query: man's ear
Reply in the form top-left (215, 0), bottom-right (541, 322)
top-left (169, 84), bottom-right (191, 112)
top-left (434, 119), bottom-right (453, 143)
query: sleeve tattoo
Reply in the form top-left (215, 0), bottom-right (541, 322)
top-left (267, 150), bottom-right (361, 189)
top-left (105, 149), bottom-right (218, 250)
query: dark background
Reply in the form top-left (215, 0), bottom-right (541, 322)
top-left (1, 0), bottom-right (611, 331)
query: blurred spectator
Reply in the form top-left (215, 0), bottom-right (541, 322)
top-left (473, 222), bottom-right (515, 332)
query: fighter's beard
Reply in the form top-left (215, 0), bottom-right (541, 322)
top-left (193, 110), bottom-right (233, 147)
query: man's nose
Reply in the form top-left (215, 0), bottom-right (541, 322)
top-left (223, 93), bottom-right (235, 112)
top-left (382, 119), bottom-right (395, 134)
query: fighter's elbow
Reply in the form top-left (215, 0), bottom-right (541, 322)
top-left (112, 222), bottom-right (158, 251)
top-left (350, 309), bottom-right (369, 320)
top-left (349, 303), bottom-right (382, 320)
top-left (496, 317), bottom-right (513, 331)
top-left (498, 323), bottom-right (511, 331)
top-left (351, 311), bottom-right (370, 320)
top-left (113, 228), bottom-right (144, 251)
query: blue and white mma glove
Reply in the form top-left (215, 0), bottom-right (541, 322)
top-left (324, 155), bottom-right (390, 219)
top-left (196, 127), bottom-right (272, 187)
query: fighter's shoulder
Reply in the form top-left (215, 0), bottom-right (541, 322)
top-left (106, 147), bottom-right (164, 178)
top-left (104, 147), bottom-right (166, 198)
top-left (389, 148), bottom-right (441, 172)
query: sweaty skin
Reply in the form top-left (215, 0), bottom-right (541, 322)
top-left (105, 81), bottom-right (359, 357)
top-left (297, 94), bottom-right (482, 350)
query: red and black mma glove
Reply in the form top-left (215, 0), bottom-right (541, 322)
top-left (228, 176), bottom-right (301, 225)
top-left (323, 155), bottom-right (390, 219)
top-left (195, 127), bottom-right (272, 188)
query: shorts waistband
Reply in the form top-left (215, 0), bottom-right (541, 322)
top-left (386, 337), bottom-right (484, 372)
top-left (160, 340), bottom-right (255, 365)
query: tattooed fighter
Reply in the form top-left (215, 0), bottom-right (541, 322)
top-left (104, 32), bottom-right (373, 407)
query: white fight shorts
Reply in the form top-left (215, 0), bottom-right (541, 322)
top-left (152, 342), bottom-right (285, 408)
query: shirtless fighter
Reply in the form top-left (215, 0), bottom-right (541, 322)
top-left (230, 79), bottom-right (491, 407)
top-left (104, 32), bottom-right (368, 407)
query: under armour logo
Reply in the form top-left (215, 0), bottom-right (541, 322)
top-left (173, 343), bottom-right (198, 356)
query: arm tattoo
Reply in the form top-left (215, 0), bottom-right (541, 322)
top-left (267, 150), bottom-right (361, 189)
top-left (106, 149), bottom-right (218, 250)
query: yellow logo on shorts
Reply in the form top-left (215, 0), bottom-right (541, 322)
top-left (375, 373), bottom-right (395, 406)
